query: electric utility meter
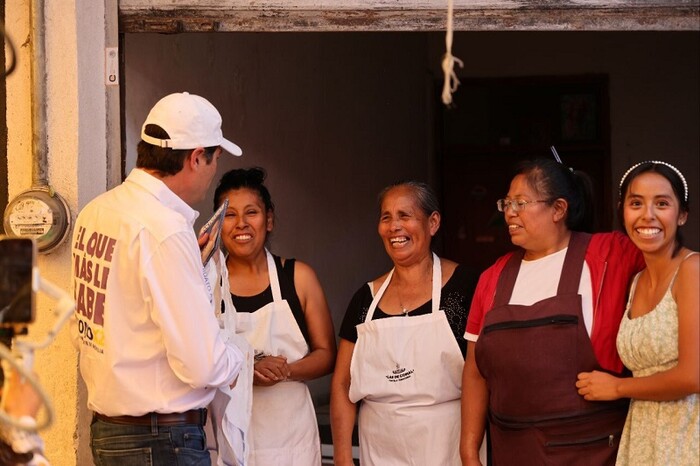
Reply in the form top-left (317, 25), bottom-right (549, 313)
top-left (3, 187), bottom-right (71, 254)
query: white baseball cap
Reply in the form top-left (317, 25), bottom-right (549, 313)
top-left (141, 92), bottom-right (242, 156)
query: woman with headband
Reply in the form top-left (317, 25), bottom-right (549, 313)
top-left (461, 158), bottom-right (645, 465)
top-left (577, 161), bottom-right (699, 465)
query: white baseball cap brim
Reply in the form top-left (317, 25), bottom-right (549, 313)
top-left (141, 92), bottom-right (242, 156)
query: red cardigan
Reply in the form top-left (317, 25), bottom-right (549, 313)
top-left (465, 231), bottom-right (645, 374)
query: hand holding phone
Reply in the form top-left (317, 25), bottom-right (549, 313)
top-left (198, 199), bottom-right (228, 266)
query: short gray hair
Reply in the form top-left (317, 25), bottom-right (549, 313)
top-left (378, 181), bottom-right (440, 217)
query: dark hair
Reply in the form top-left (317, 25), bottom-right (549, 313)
top-left (618, 161), bottom-right (689, 256)
top-left (214, 167), bottom-right (275, 213)
top-left (515, 158), bottom-right (596, 233)
top-left (136, 124), bottom-right (217, 176)
top-left (378, 180), bottom-right (440, 217)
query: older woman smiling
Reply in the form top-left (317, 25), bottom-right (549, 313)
top-left (331, 181), bottom-right (477, 466)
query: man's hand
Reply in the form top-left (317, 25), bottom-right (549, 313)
top-left (198, 231), bottom-right (210, 249)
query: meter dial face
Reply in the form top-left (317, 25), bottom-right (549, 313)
top-left (7, 197), bottom-right (54, 237)
top-left (3, 188), bottom-right (71, 253)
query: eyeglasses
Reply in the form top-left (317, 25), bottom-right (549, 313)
top-left (496, 198), bottom-right (549, 213)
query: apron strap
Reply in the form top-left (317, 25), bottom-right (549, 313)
top-left (366, 253), bottom-right (442, 320)
top-left (366, 269), bottom-right (394, 321)
top-left (556, 232), bottom-right (591, 295)
top-left (492, 232), bottom-right (592, 307)
top-left (430, 253), bottom-right (441, 313)
top-left (492, 249), bottom-right (525, 308)
top-left (265, 248), bottom-right (283, 302)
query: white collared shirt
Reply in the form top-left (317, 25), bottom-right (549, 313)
top-left (71, 169), bottom-right (243, 416)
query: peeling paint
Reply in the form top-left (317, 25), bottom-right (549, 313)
top-left (119, 6), bottom-right (700, 32)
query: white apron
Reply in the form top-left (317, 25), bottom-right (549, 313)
top-left (235, 249), bottom-right (321, 466)
top-left (349, 254), bottom-right (463, 466)
top-left (207, 251), bottom-right (254, 466)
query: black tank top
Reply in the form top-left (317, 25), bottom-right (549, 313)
top-left (226, 255), bottom-right (310, 344)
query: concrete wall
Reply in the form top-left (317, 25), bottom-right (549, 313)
top-left (124, 30), bottom-right (699, 405)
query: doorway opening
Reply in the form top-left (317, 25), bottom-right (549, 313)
top-left (439, 74), bottom-right (610, 272)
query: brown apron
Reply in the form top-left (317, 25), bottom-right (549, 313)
top-left (475, 232), bottom-right (628, 466)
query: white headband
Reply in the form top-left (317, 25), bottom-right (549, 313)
top-left (619, 160), bottom-right (688, 202)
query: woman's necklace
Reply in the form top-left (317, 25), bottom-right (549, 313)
top-left (397, 291), bottom-right (411, 316)
top-left (395, 257), bottom-right (433, 316)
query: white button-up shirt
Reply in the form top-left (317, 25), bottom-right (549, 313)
top-left (71, 168), bottom-right (243, 416)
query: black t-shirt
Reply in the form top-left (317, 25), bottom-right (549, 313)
top-left (225, 255), bottom-right (310, 344)
top-left (338, 264), bottom-right (478, 357)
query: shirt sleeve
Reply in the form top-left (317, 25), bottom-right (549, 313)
top-left (338, 284), bottom-right (372, 343)
top-left (464, 253), bottom-right (511, 342)
top-left (145, 230), bottom-right (243, 389)
top-left (464, 266), bottom-right (498, 342)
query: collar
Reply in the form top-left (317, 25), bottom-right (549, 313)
top-left (125, 168), bottom-right (200, 225)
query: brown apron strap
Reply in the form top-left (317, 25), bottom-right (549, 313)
top-left (493, 233), bottom-right (592, 307)
top-left (492, 249), bottom-right (525, 308)
top-left (557, 232), bottom-right (592, 295)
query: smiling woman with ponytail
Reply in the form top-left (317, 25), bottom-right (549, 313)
top-left (461, 158), bottom-right (645, 466)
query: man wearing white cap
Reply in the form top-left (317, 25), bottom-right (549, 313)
top-left (71, 92), bottom-right (244, 466)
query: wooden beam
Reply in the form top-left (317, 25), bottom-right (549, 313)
top-left (119, 1), bottom-right (700, 32)
top-left (119, 0), bottom-right (700, 10)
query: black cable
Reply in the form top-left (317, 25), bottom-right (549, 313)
top-left (1, 22), bottom-right (17, 79)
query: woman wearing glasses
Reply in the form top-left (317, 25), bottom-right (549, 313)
top-left (460, 159), bottom-right (645, 465)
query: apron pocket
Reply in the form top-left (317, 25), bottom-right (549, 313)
top-left (479, 315), bottom-right (580, 417)
top-left (544, 432), bottom-right (620, 465)
top-left (482, 314), bottom-right (577, 334)
top-left (546, 433), bottom-right (615, 448)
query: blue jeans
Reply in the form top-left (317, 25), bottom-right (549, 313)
top-left (90, 417), bottom-right (210, 466)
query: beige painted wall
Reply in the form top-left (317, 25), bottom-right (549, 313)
top-left (4, 1), bottom-right (113, 464)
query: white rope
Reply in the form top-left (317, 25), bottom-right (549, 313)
top-left (441, 0), bottom-right (463, 106)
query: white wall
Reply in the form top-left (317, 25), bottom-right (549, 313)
top-left (124, 30), bottom-right (699, 404)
